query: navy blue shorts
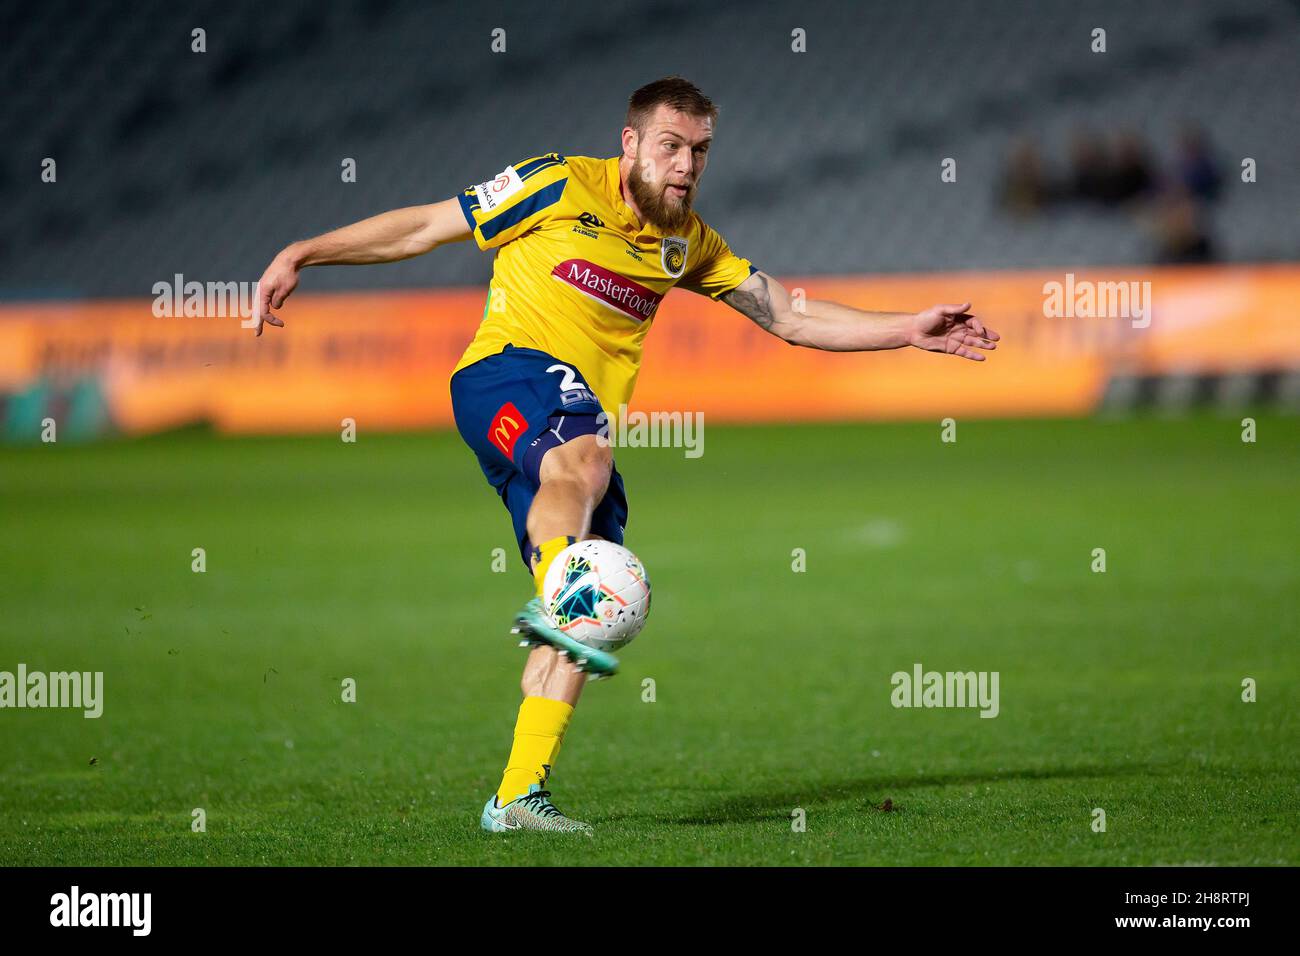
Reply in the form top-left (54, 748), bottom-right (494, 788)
top-left (450, 345), bottom-right (628, 566)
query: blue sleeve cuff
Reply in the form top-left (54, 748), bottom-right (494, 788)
top-left (456, 191), bottom-right (478, 232)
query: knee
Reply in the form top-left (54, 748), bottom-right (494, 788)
top-left (540, 436), bottom-right (612, 501)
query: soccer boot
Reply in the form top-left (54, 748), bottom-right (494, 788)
top-left (511, 597), bottom-right (619, 678)
top-left (480, 783), bottom-right (594, 834)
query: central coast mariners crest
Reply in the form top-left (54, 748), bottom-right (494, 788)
top-left (661, 236), bottom-right (688, 278)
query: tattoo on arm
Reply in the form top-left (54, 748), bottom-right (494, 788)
top-left (722, 273), bottom-right (776, 332)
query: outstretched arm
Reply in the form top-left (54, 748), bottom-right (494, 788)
top-left (720, 270), bottom-right (999, 361)
top-left (249, 198), bottom-right (471, 335)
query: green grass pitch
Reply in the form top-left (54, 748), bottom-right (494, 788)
top-left (1, 415), bottom-right (1296, 866)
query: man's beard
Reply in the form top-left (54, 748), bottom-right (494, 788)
top-left (628, 158), bottom-right (696, 233)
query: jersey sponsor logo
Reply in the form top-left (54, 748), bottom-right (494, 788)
top-left (488, 401), bottom-right (529, 459)
top-left (551, 258), bottom-right (663, 322)
top-left (661, 236), bottom-right (688, 278)
top-left (473, 165), bottom-right (525, 214)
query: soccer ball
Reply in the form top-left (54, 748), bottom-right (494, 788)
top-left (541, 540), bottom-right (651, 653)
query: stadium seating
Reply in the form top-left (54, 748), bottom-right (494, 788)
top-left (1, 0), bottom-right (1297, 298)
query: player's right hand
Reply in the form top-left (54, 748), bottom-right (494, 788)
top-left (250, 252), bottom-right (299, 336)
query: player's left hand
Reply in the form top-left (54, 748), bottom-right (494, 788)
top-left (909, 303), bottom-right (1000, 361)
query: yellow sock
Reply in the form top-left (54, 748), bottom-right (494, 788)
top-left (497, 696), bottom-right (575, 804)
top-left (531, 534), bottom-right (576, 598)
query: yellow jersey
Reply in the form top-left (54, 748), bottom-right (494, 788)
top-left (452, 153), bottom-right (756, 412)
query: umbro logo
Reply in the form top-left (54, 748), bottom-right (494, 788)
top-left (578, 212), bottom-right (605, 229)
top-left (615, 235), bottom-right (644, 261)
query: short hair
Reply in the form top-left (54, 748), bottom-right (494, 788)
top-left (626, 76), bottom-right (718, 134)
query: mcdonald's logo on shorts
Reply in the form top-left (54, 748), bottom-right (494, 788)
top-left (488, 402), bottom-right (528, 459)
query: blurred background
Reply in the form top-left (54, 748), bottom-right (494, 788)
top-left (1, 0), bottom-right (1298, 435)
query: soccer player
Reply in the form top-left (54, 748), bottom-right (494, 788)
top-left (251, 76), bottom-right (999, 834)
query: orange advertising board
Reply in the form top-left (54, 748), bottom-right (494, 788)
top-left (0, 264), bottom-right (1296, 436)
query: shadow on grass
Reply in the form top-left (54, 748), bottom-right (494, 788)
top-left (603, 761), bottom-right (1154, 827)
